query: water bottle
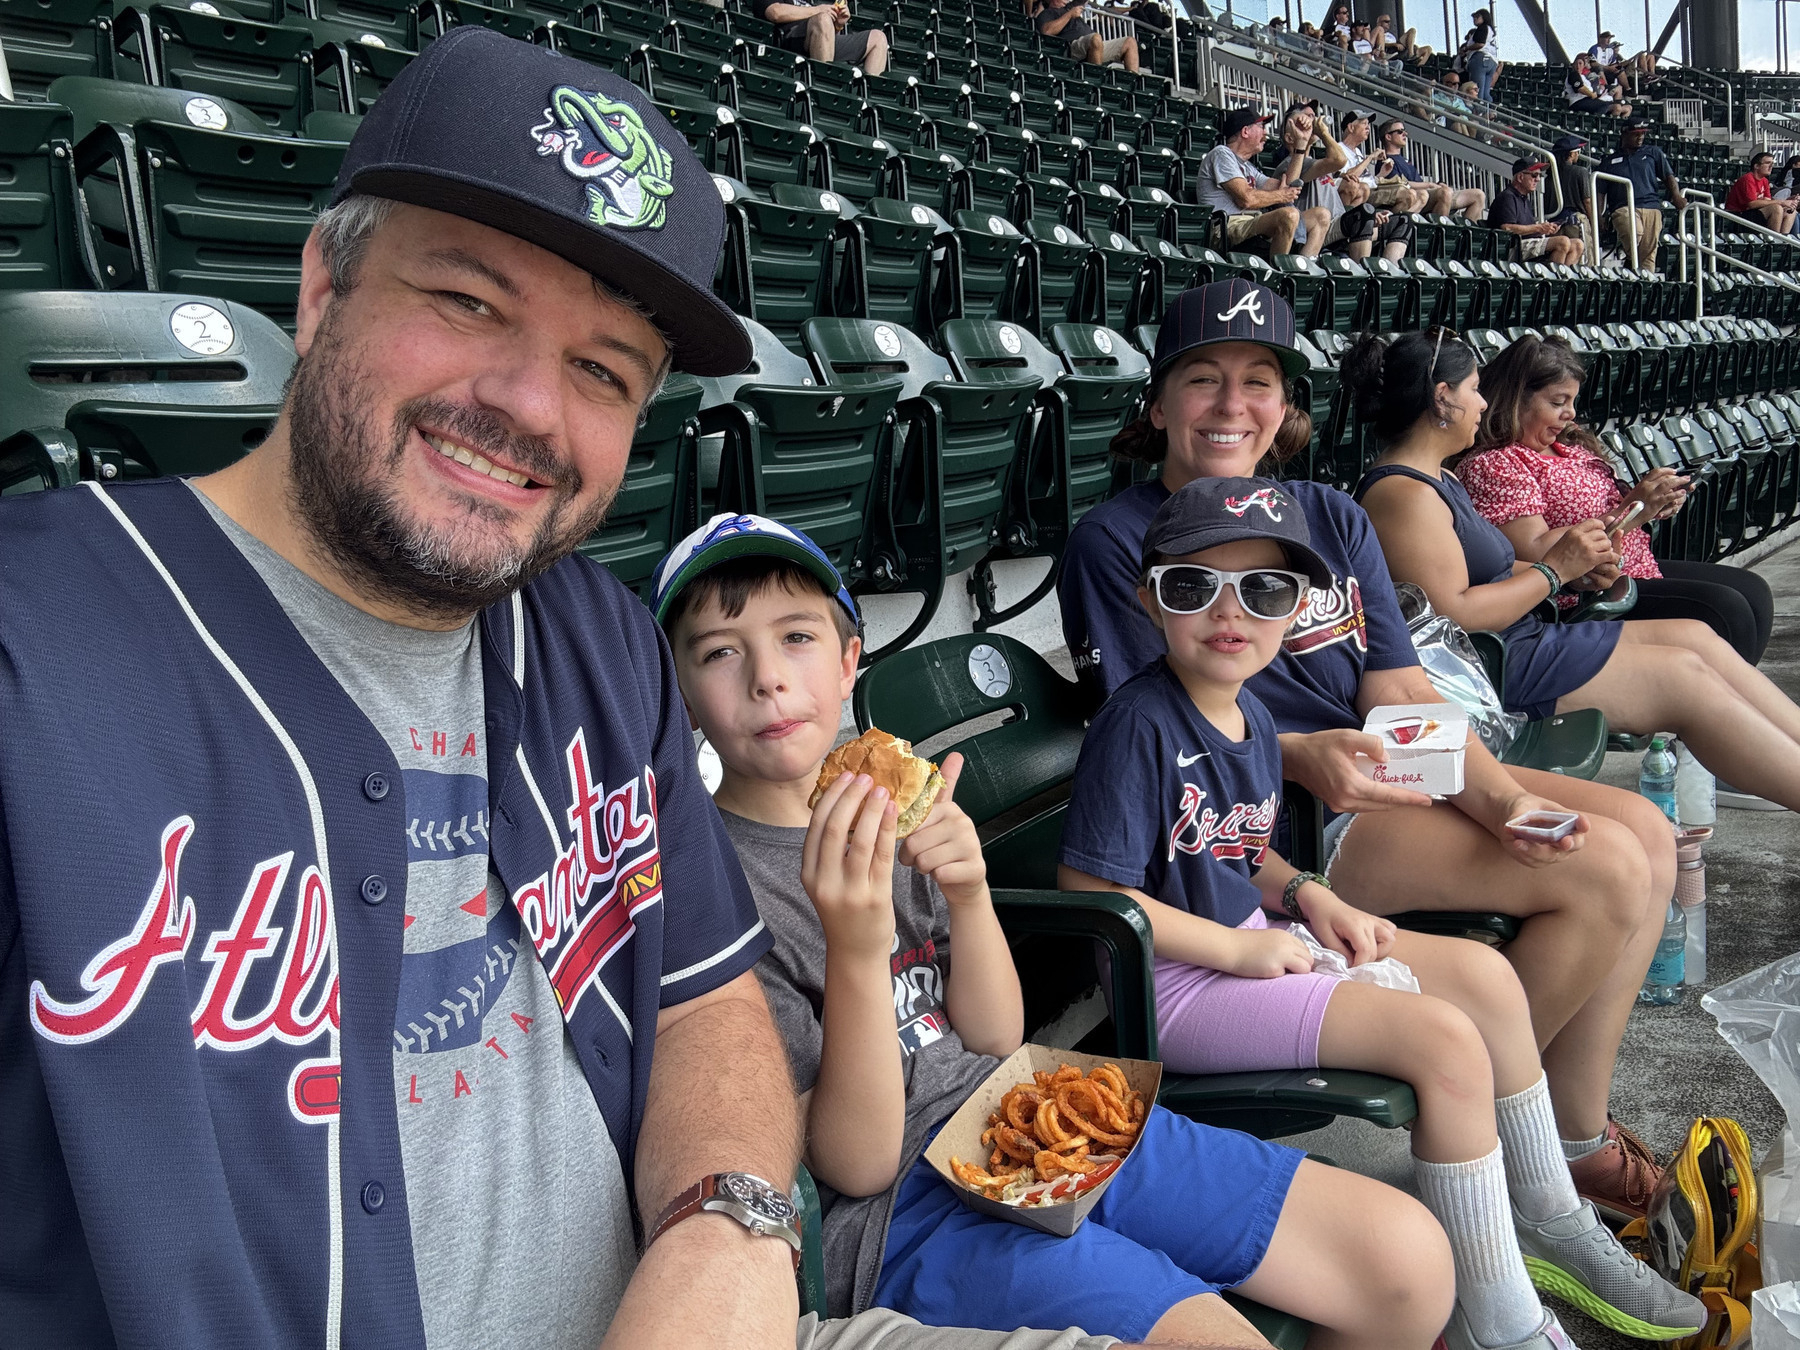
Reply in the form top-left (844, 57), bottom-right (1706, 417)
top-left (1639, 897), bottom-right (1686, 1004)
top-left (1639, 736), bottom-right (1679, 825)
top-left (1676, 826), bottom-right (1712, 986)
top-left (1676, 741), bottom-right (1716, 827)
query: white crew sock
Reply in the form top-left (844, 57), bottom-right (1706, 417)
top-left (1562, 1126), bottom-right (1610, 1162)
top-left (1495, 1074), bottom-right (1584, 1224)
top-left (1415, 1144), bottom-right (1544, 1348)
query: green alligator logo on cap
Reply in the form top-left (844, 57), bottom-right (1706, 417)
top-left (529, 85), bottom-right (675, 231)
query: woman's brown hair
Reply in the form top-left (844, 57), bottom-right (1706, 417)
top-left (1472, 334), bottom-right (1605, 458)
top-left (1109, 364), bottom-right (1313, 472)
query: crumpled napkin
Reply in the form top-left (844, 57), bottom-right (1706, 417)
top-left (1288, 923), bottom-right (1422, 993)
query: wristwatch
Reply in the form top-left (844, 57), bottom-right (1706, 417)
top-left (644, 1172), bottom-right (803, 1269)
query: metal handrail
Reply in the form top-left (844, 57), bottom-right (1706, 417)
top-left (1590, 169), bottom-right (1639, 269)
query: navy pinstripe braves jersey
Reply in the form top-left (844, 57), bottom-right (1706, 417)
top-left (0, 479), bottom-right (769, 1349)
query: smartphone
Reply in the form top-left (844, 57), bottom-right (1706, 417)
top-left (1506, 810), bottom-right (1580, 842)
top-left (1609, 499), bottom-right (1647, 539)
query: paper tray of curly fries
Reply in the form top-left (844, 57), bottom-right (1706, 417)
top-left (1357, 703), bottom-right (1469, 797)
top-left (924, 1045), bottom-right (1161, 1237)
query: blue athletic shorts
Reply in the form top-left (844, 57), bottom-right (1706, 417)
top-left (872, 1108), bottom-right (1305, 1342)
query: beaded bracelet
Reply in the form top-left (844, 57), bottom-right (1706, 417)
top-left (1530, 561), bottom-right (1562, 598)
top-left (1281, 871), bottom-right (1328, 921)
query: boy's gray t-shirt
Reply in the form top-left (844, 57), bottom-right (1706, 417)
top-left (719, 810), bottom-right (997, 1320)
top-left (192, 488), bottom-right (634, 1350)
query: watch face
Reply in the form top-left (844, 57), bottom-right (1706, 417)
top-left (719, 1172), bottom-right (797, 1224)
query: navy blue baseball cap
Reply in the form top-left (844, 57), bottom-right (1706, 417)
top-left (1551, 133), bottom-right (1588, 156)
top-left (652, 513), bottom-right (861, 629)
top-left (332, 26), bottom-right (750, 376)
top-left (1141, 477), bottom-right (1333, 586)
top-left (1153, 280), bottom-right (1307, 381)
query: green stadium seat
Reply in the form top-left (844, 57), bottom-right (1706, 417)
top-left (0, 99), bottom-right (88, 291)
top-left (834, 195), bottom-right (941, 330)
top-left (0, 289), bottom-right (293, 491)
top-left (533, 20), bottom-right (639, 75)
top-left (940, 207), bottom-right (1027, 321)
top-left (0, 0), bottom-right (116, 97)
top-left (1082, 225), bottom-right (1153, 333)
top-left (804, 316), bottom-right (1039, 658)
top-left (310, 28), bottom-right (418, 115)
top-left (574, 373), bottom-right (702, 598)
top-left (711, 173), bottom-right (836, 355)
top-left (1020, 218), bottom-right (1098, 333)
top-left (113, 3), bottom-right (316, 134)
top-left (696, 315), bottom-right (899, 583)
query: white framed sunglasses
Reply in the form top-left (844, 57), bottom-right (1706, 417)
top-left (1145, 564), bottom-right (1313, 622)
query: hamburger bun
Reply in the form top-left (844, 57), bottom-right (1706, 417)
top-left (808, 728), bottom-right (946, 837)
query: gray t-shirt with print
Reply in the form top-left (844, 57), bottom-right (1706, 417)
top-left (1197, 144), bottom-right (1265, 213)
top-left (720, 810), bottom-right (997, 1321)
top-left (193, 487), bottom-right (634, 1350)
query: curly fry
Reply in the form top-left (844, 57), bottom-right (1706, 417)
top-left (995, 1126), bottom-right (1040, 1163)
top-left (951, 1157), bottom-right (1006, 1194)
top-left (1057, 1082), bottom-right (1136, 1149)
top-left (1033, 1070), bottom-right (1057, 1091)
top-left (1035, 1096), bottom-right (1071, 1145)
top-left (1049, 1134), bottom-right (1090, 1154)
top-left (1003, 1087), bottom-right (1045, 1132)
top-left (1050, 1065), bottom-right (1083, 1087)
top-left (980, 1126), bottom-right (998, 1149)
top-left (1130, 1092), bottom-right (1147, 1125)
top-left (989, 1147), bottom-right (1004, 1170)
top-left (1090, 1064), bottom-right (1130, 1099)
top-left (1036, 1148), bottom-right (1099, 1178)
top-left (1090, 1081), bottom-right (1136, 1132)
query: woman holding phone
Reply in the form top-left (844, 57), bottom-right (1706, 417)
top-left (1350, 329), bottom-right (1800, 815)
top-left (1461, 335), bottom-right (1773, 667)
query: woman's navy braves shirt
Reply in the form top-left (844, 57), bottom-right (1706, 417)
top-left (1059, 479), bottom-right (1420, 733)
top-left (1060, 660), bottom-right (1283, 928)
top-left (0, 480), bottom-right (769, 1349)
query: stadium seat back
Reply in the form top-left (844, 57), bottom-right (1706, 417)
top-left (0, 100), bottom-right (86, 291)
top-left (534, 22), bottom-right (640, 77)
top-left (0, 290), bottom-right (293, 484)
top-left (135, 119), bottom-right (345, 331)
top-left (942, 208), bottom-right (1026, 322)
top-left (0, 0), bottom-right (115, 97)
top-left (575, 373), bottom-right (703, 597)
top-left (842, 197), bottom-right (941, 330)
top-left (714, 178), bottom-right (837, 355)
top-left (124, 5), bottom-right (316, 134)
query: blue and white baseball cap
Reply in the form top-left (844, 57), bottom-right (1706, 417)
top-left (651, 513), bottom-right (860, 628)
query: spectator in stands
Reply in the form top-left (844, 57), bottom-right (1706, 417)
top-left (1195, 107), bottom-right (1317, 256)
top-left (1377, 119), bottom-right (1489, 221)
top-left (1279, 103), bottom-right (1407, 260)
top-left (1774, 154), bottom-right (1800, 235)
top-left (1727, 153), bottom-right (1800, 234)
top-left (1339, 111), bottom-right (1430, 214)
top-left (1034, 0), bottom-right (1141, 72)
top-left (1459, 7), bottom-right (1500, 103)
top-left (1548, 134), bottom-right (1598, 257)
top-left (1488, 157), bottom-right (1584, 263)
top-left (1325, 1), bottom-right (1352, 39)
top-left (1464, 334), bottom-right (1774, 668)
top-left (1431, 69), bottom-right (1478, 137)
top-left (1058, 287), bottom-right (1690, 1245)
top-left (1374, 12), bottom-right (1432, 63)
top-left (1586, 30), bottom-right (1624, 79)
top-left (1128, 0), bottom-right (1171, 31)
top-left (1563, 52), bottom-right (1632, 117)
top-left (1598, 117), bottom-right (1685, 268)
top-left (759, 0), bottom-right (890, 74)
top-left (1352, 330), bottom-right (1800, 815)
top-left (1297, 20), bottom-right (1321, 38)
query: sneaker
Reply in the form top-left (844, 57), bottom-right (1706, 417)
top-left (1515, 1201), bottom-right (1707, 1340)
top-left (1566, 1119), bottom-right (1662, 1225)
top-left (1715, 781), bottom-right (1788, 811)
top-left (1442, 1304), bottom-right (1580, 1350)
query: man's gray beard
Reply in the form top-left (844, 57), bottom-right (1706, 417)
top-left (285, 309), bottom-right (619, 624)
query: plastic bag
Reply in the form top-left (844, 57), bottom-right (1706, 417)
top-left (1289, 924), bottom-right (1422, 993)
top-left (1704, 953), bottom-right (1800, 1285)
top-left (1394, 583), bottom-right (1528, 757)
top-left (1754, 1283), bottom-right (1800, 1349)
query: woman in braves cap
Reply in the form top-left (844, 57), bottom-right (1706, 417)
top-left (1058, 284), bottom-right (1687, 1268)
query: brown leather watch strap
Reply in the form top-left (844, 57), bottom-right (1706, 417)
top-left (645, 1175), bottom-right (802, 1270)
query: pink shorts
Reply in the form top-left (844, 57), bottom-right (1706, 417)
top-left (1154, 911), bottom-right (1346, 1075)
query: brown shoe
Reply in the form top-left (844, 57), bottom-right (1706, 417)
top-left (1567, 1118), bottom-right (1663, 1226)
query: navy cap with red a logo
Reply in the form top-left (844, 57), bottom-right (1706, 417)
top-left (332, 26), bottom-right (750, 376)
top-left (1151, 280), bottom-right (1307, 381)
top-left (1142, 477), bottom-right (1333, 585)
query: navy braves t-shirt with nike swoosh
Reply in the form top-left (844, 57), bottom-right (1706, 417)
top-left (1058, 479), bottom-right (1419, 734)
top-left (1059, 659), bottom-right (1282, 927)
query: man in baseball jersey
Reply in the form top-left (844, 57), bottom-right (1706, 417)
top-left (0, 29), bottom-right (804, 1350)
